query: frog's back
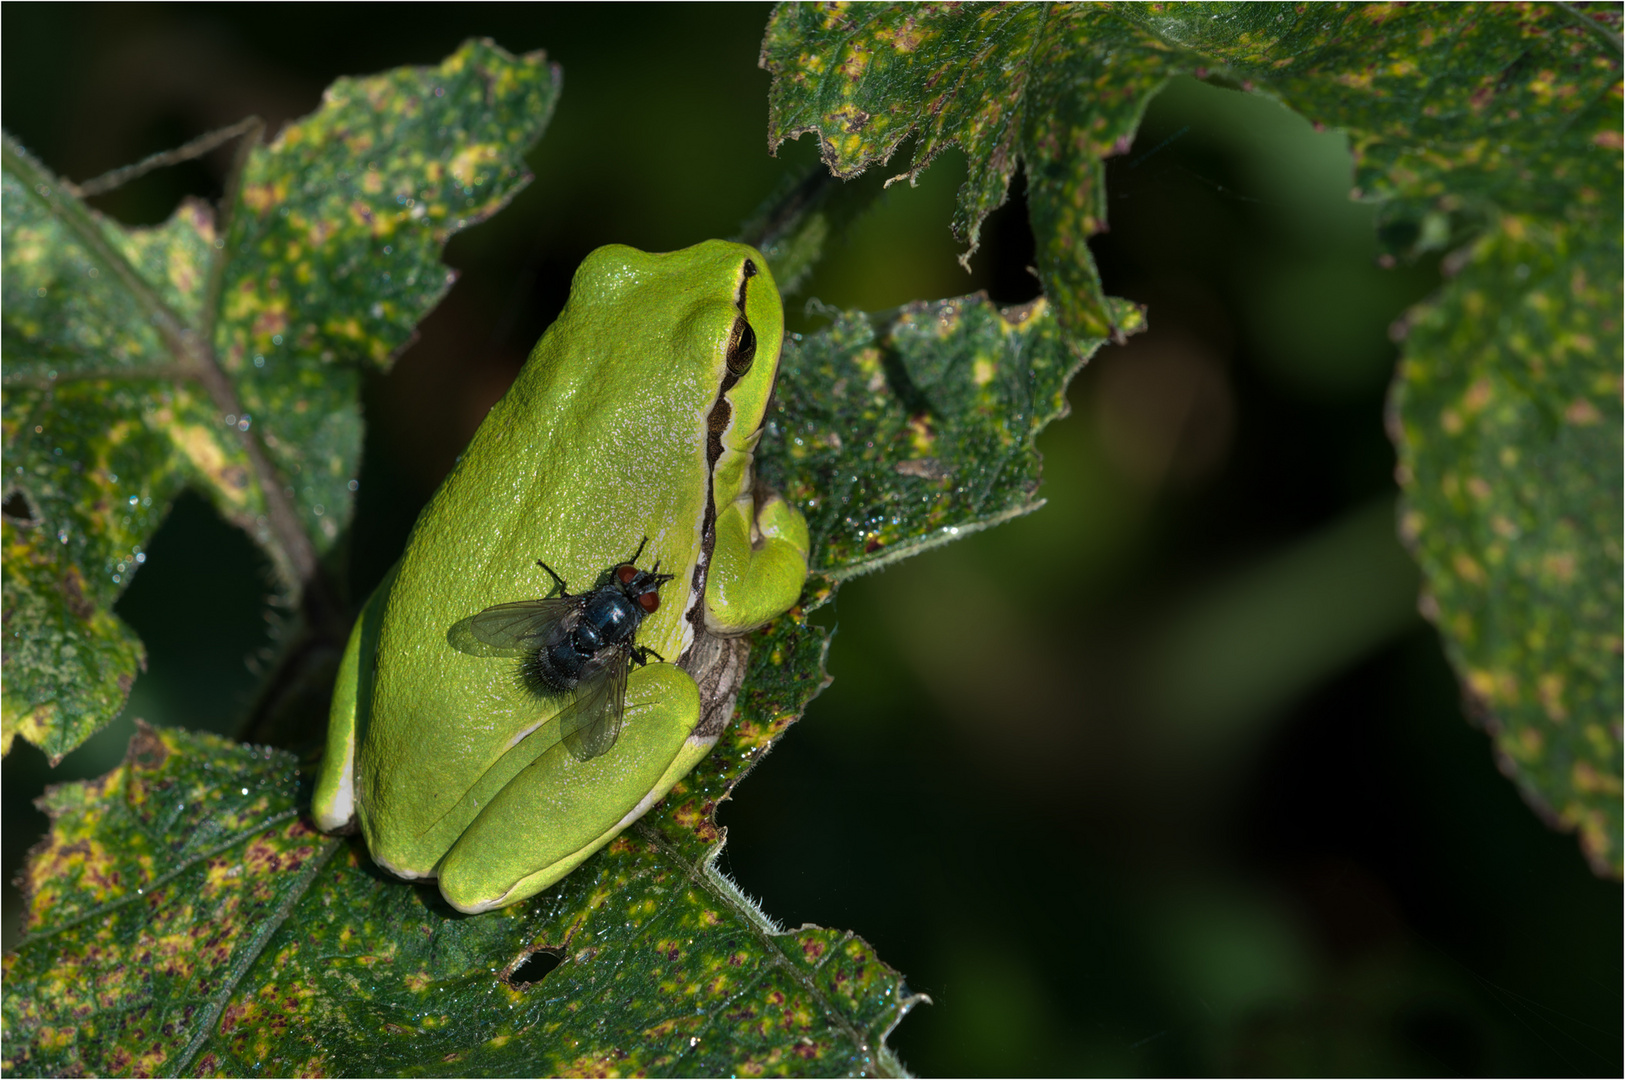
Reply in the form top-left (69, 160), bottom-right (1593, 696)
top-left (358, 241), bottom-right (760, 863)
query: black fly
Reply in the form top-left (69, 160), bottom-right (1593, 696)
top-left (456, 539), bottom-right (673, 762)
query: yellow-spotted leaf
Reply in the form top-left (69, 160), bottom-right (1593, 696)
top-left (1393, 218), bottom-right (1622, 875)
top-left (213, 39), bottom-right (559, 548)
top-left (3, 709), bottom-right (919, 1073)
top-left (762, 3), bottom-right (1171, 343)
top-left (1, 39), bottom-right (560, 763)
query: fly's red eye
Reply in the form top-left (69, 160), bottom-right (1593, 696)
top-left (638, 593), bottom-right (660, 613)
top-left (616, 564), bottom-right (637, 584)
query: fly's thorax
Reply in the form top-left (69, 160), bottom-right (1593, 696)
top-left (580, 589), bottom-right (637, 643)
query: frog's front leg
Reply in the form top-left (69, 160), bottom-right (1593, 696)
top-left (704, 488), bottom-right (810, 634)
top-left (435, 663), bottom-right (702, 913)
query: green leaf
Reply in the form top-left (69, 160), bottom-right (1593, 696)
top-left (761, 3), bottom-right (1175, 342)
top-left (215, 40), bottom-right (560, 550)
top-left (3, 668), bottom-right (918, 1074)
top-left (1130, 3), bottom-right (1621, 227)
top-left (1394, 217), bottom-right (1623, 875)
top-left (1155, 2), bottom-right (1624, 873)
top-left (762, 293), bottom-right (1101, 578)
top-left (1, 39), bottom-right (560, 763)
top-left (762, 1), bottom-right (1623, 872)
top-left (1, 164), bottom-right (272, 764)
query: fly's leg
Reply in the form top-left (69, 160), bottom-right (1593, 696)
top-left (630, 644), bottom-right (666, 668)
top-left (534, 558), bottom-right (571, 597)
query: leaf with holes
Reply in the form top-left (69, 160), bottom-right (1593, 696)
top-left (2, 678), bottom-right (921, 1074)
top-left (763, 0), bottom-right (1624, 873)
top-left (761, 3), bottom-right (1181, 342)
top-left (0, 39), bottom-right (560, 763)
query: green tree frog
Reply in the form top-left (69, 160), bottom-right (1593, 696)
top-left (312, 241), bottom-right (809, 913)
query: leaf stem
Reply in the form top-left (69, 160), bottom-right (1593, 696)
top-left (735, 164), bottom-right (837, 251)
top-left (200, 118), bottom-right (263, 352)
top-left (67, 116), bottom-right (264, 199)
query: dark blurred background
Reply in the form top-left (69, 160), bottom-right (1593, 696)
top-left (3, 5), bottom-right (1619, 1075)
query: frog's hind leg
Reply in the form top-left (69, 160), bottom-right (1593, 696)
top-left (436, 664), bottom-right (700, 913)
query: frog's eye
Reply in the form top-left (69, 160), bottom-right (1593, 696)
top-left (616, 564), bottom-right (638, 584)
top-left (726, 317), bottom-right (756, 377)
top-left (637, 592), bottom-right (660, 614)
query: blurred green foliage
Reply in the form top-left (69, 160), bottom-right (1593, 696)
top-left (2, 4), bottom-right (1619, 1076)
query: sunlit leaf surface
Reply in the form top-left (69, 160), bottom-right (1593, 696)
top-left (1, 39), bottom-right (559, 762)
top-left (763, 0), bottom-right (1623, 872)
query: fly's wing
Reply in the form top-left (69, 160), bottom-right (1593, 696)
top-left (559, 647), bottom-right (630, 762)
top-left (447, 598), bottom-right (579, 658)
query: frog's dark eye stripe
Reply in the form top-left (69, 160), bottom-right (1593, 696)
top-left (706, 396), bottom-right (732, 465)
top-left (724, 259), bottom-right (759, 379)
top-left (708, 256), bottom-right (760, 464)
top-left (725, 318), bottom-right (756, 377)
